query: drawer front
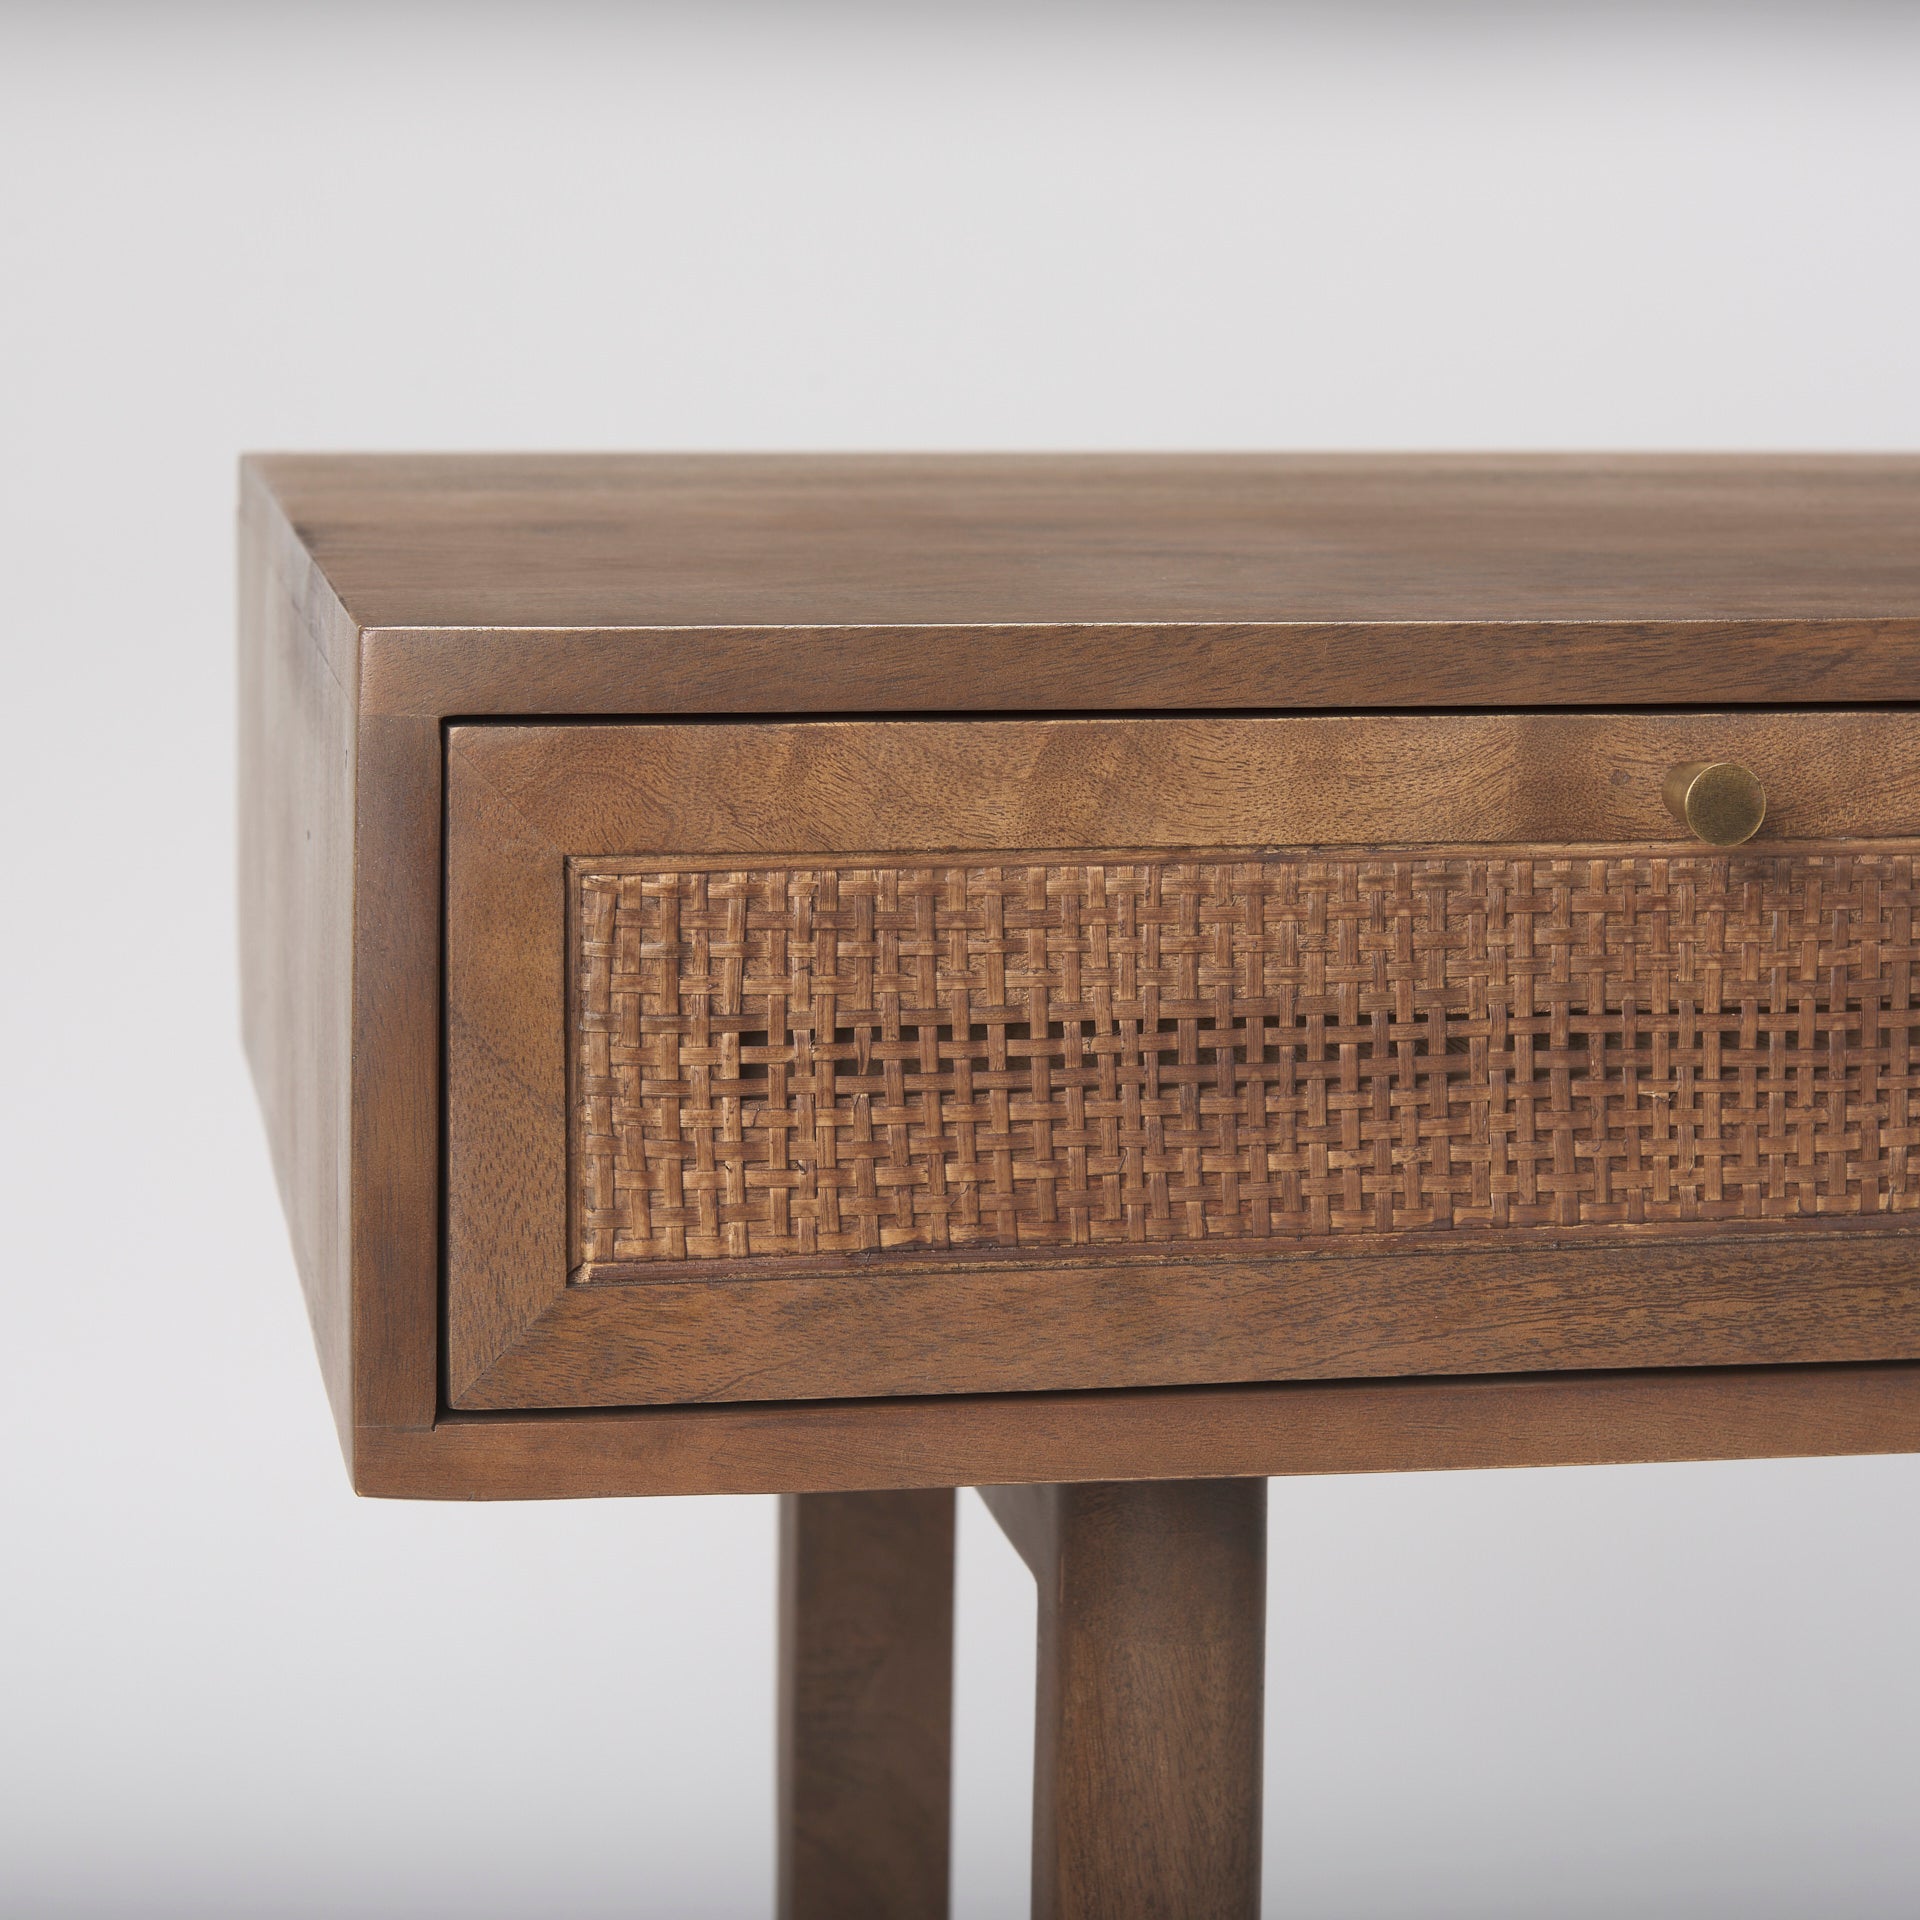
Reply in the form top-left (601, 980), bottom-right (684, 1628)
top-left (447, 714), bottom-right (1920, 1410)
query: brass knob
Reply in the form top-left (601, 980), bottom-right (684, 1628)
top-left (1662, 760), bottom-right (1766, 845)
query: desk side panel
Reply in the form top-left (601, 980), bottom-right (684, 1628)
top-left (239, 476), bottom-right (358, 1454)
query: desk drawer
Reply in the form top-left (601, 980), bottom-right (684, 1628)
top-left (446, 713), bottom-right (1920, 1410)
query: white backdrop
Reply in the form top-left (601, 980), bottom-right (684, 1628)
top-left (4, 4), bottom-right (1919, 1915)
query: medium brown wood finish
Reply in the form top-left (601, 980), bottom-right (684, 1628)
top-left (243, 473), bottom-right (446, 1452)
top-left (237, 453), bottom-right (1920, 1496)
top-left (981, 1479), bottom-right (1267, 1920)
top-left (256, 456), bottom-right (1920, 706)
top-left (238, 481), bottom-right (359, 1452)
top-left (353, 1361), bottom-right (1920, 1499)
top-left (351, 706), bottom-right (444, 1435)
top-left (255, 452), bottom-right (1920, 628)
top-left (449, 711), bottom-right (1920, 856)
top-left (446, 714), bottom-right (1920, 1410)
top-left (778, 1490), bottom-right (955, 1920)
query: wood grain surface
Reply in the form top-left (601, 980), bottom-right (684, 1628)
top-left (980, 1479), bottom-right (1266, 1920)
top-left (454, 1232), bottom-right (1920, 1409)
top-left (238, 479), bottom-right (359, 1451)
top-left (447, 715), bottom-right (1920, 1411)
top-left (251, 452), bottom-right (1920, 630)
top-left (249, 452), bottom-right (1920, 717)
top-left (778, 1490), bottom-right (954, 1920)
top-left (354, 1360), bottom-right (1920, 1498)
top-left (451, 711), bottom-right (1920, 856)
top-left (237, 453), bottom-right (1920, 1497)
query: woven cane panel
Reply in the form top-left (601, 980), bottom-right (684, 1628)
top-left (571, 852), bottom-right (1920, 1267)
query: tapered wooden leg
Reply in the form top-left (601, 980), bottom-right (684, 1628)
top-left (777, 1489), bottom-right (956, 1920)
top-left (981, 1478), bottom-right (1267, 1920)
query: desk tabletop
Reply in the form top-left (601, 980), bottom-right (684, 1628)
top-left (248, 451), bottom-right (1920, 633)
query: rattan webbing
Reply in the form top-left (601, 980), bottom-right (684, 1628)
top-left (573, 853), bottom-right (1920, 1265)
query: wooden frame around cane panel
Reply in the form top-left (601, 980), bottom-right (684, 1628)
top-left (445, 715), bottom-right (1920, 1413)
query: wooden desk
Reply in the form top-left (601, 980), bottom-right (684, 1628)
top-left (241, 454), bottom-right (1920, 1917)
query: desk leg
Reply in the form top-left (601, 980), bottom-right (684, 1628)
top-left (981, 1478), bottom-right (1268, 1920)
top-left (776, 1489), bottom-right (956, 1919)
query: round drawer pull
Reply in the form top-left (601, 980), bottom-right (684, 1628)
top-left (1662, 760), bottom-right (1767, 845)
